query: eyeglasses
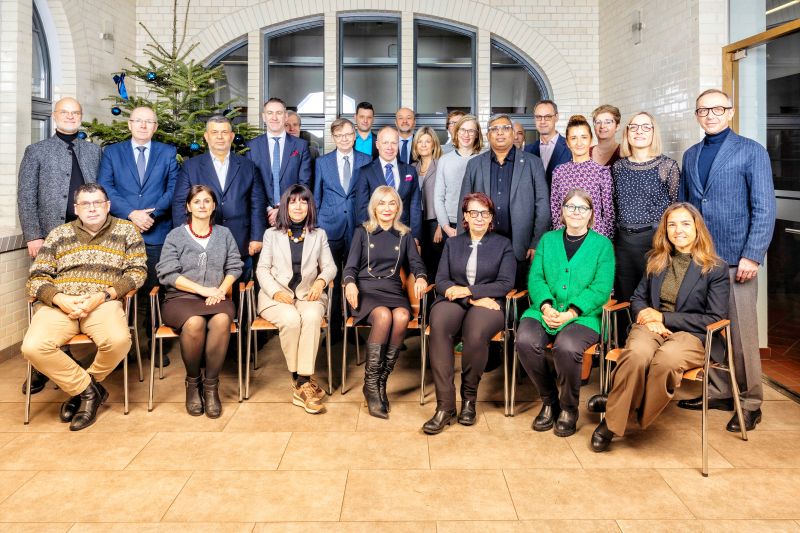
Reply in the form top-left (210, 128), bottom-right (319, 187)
top-left (695, 106), bottom-right (732, 117)
top-left (55, 110), bottom-right (82, 117)
top-left (534, 114), bottom-right (556, 122)
top-left (563, 204), bottom-right (591, 214)
top-left (447, 120), bottom-right (460, 127)
top-left (75, 200), bottom-right (108, 209)
top-left (487, 125), bottom-right (513, 134)
top-left (466, 210), bottom-right (492, 219)
top-left (129, 118), bottom-right (157, 126)
top-left (594, 119), bottom-right (616, 127)
top-left (332, 132), bottom-right (355, 140)
top-left (627, 123), bottom-right (653, 132)
top-left (459, 128), bottom-right (478, 137)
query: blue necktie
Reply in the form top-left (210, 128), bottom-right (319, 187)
top-left (136, 146), bottom-right (146, 185)
top-left (271, 137), bottom-right (281, 205)
top-left (400, 139), bottom-right (409, 164)
top-left (384, 163), bottom-right (394, 188)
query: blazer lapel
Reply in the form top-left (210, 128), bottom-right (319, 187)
top-left (301, 228), bottom-right (317, 268)
top-left (223, 153), bottom-right (240, 197)
top-left (675, 260), bottom-right (702, 311)
top-left (124, 143), bottom-right (141, 186)
top-left (327, 155), bottom-right (346, 196)
top-left (277, 229), bottom-right (292, 271)
top-left (704, 132), bottom-right (738, 192)
top-left (548, 138), bottom-right (567, 175)
top-left (141, 142), bottom-right (159, 187)
top-left (201, 154), bottom-right (224, 198)
top-left (690, 144), bottom-right (703, 196)
top-left (510, 151), bottom-right (525, 199)
top-left (650, 271), bottom-right (665, 310)
top-left (279, 135), bottom-right (294, 179)
top-left (481, 153), bottom-right (492, 194)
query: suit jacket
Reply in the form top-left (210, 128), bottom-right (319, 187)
top-left (524, 134), bottom-right (571, 186)
top-left (433, 231), bottom-right (516, 309)
top-left (98, 140), bottom-right (179, 245)
top-left (458, 149), bottom-right (550, 261)
top-left (255, 226), bottom-right (337, 315)
top-left (314, 150), bottom-right (371, 246)
top-left (679, 130), bottom-right (776, 266)
top-left (356, 159), bottom-right (422, 240)
top-left (245, 133), bottom-right (312, 208)
top-left (17, 135), bottom-right (102, 242)
top-left (172, 151), bottom-right (267, 258)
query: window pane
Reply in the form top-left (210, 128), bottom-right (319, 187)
top-left (341, 20), bottom-right (399, 114)
top-left (267, 25), bottom-right (324, 113)
top-left (415, 23), bottom-right (474, 114)
top-left (490, 43), bottom-right (542, 115)
top-left (31, 119), bottom-right (48, 144)
top-left (342, 67), bottom-right (397, 115)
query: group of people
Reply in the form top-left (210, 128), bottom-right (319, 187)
top-left (17, 89), bottom-right (775, 451)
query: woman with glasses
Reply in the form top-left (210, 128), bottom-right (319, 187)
top-left (516, 188), bottom-right (614, 437)
top-left (550, 115), bottom-right (615, 239)
top-left (422, 193), bottom-right (516, 434)
top-left (412, 126), bottom-right (445, 277)
top-left (590, 104), bottom-right (621, 167)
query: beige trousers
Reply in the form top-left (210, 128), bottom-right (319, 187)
top-left (605, 324), bottom-right (705, 436)
top-left (261, 299), bottom-right (325, 376)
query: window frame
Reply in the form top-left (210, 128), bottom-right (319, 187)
top-left (31, 5), bottom-right (51, 139)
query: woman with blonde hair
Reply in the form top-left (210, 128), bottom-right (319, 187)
top-left (589, 202), bottom-right (729, 452)
top-left (412, 126), bottom-right (445, 276)
top-left (343, 185), bottom-right (428, 419)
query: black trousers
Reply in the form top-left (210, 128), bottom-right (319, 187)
top-left (428, 301), bottom-right (505, 411)
top-left (421, 219), bottom-right (445, 280)
top-left (516, 319), bottom-right (598, 412)
top-left (614, 228), bottom-right (654, 342)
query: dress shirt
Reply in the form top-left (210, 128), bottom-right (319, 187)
top-left (267, 131), bottom-right (287, 169)
top-left (538, 132), bottom-right (559, 169)
top-left (210, 152), bottom-right (230, 190)
top-left (336, 149), bottom-right (354, 189)
top-left (131, 139), bottom-right (152, 169)
top-left (489, 146), bottom-right (515, 237)
top-left (378, 157), bottom-right (401, 189)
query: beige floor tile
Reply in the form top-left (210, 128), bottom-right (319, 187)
top-left (707, 430), bottom-right (800, 468)
top-left (279, 431), bottom-right (429, 470)
top-left (0, 432), bottom-right (154, 470)
top-left (763, 384), bottom-right (793, 401)
top-left (223, 401), bottom-right (359, 432)
top-left (340, 469), bottom-right (516, 521)
top-left (504, 468), bottom-right (693, 519)
top-left (0, 402), bottom-right (75, 432)
top-left (126, 432), bottom-right (291, 470)
top-left (0, 358), bottom-right (29, 380)
top-left (428, 430), bottom-right (582, 469)
top-left (651, 400), bottom-right (800, 433)
top-left (164, 470), bottom-right (346, 522)
top-left (0, 432), bottom-right (17, 448)
top-left (88, 402), bottom-right (238, 432)
top-left (0, 470), bottom-right (191, 522)
top-left (0, 378), bottom-right (69, 403)
top-left (355, 401), bottom-right (490, 432)
top-left (254, 522), bottom-right (436, 532)
top-left (99, 370), bottom-right (243, 404)
top-left (617, 519), bottom-right (800, 532)
top-left (68, 523), bottom-right (255, 532)
top-left (0, 471), bottom-right (36, 505)
top-left (659, 468), bottom-right (800, 519)
top-left (1, 525), bottom-right (72, 533)
top-left (437, 520), bottom-right (621, 532)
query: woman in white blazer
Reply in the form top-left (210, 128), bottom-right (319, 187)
top-left (256, 184), bottom-right (337, 414)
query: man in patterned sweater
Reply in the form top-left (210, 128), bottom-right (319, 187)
top-left (22, 183), bottom-right (147, 431)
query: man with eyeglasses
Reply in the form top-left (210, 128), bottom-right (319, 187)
top-left (17, 97), bottom-right (102, 395)
top-left (459, 114), bottom-right (550, 289)
top-left (22, 183), bottom-right (146, 430)
top-left (677, 88), bottom-right (776, 433)
top-left (98, 106), bottom-right (179, 365)
top-left (441, 110), bottom-right (466, 154)
top-left (524, 99), bottom-right (571, 186)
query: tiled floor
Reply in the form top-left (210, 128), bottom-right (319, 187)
top-left (2, 335), bottom-right (800, 531)
top-left (764, 293), bottom-right (800, 396)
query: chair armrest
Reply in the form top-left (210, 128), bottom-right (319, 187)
top-left (509, 290), bottom-right (526, 300)
top-left (422, 283), bottom-right (436, 295)
top-left (706, 318), bottom-right (730, 334)
top-left (604, 301), bottom-right (630, 312)
top-left (149, 286), bottom-right (161, 296)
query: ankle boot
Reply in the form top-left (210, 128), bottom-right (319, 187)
top-left (378, 344), bottom-right (401, 413)
top-left (69, 377), bottom-right (108, 431)
top-left (202, 377), bottom-right (222, 419)
top-left (185, 376), bottom-right (204, 416)
top-left (363, 343), bottom-right (388, 419)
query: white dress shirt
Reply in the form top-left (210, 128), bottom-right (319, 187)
top-left (336, 149), bottom-right (354, 190)
top-left (539, 132), bottom-right (560, 169)
top-left (211, 152), bottom-right (230, 190)
top-left (267, 131), bottom-right (287, 167)
top-left (131, 140), bottom-right (152, 168)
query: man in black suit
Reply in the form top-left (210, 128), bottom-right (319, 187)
top-left (524, 99), bottom-right (571, 186)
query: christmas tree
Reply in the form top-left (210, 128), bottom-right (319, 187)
top-left (82, 0), bottom-right (259, 161)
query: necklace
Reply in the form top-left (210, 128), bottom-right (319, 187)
top-left (188, 222), bottom-right (212, 239)
top-left (565, 231), bottom-right (588, 243)
top-left (288, 227), bottom-right (306, 243)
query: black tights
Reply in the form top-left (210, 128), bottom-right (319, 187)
top-left (367, 306), bottom-right (410, 347)
top-left (179, 313), bottom-right (231, 379)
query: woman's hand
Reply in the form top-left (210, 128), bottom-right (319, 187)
top-left (345, 283), bottom-right (359, 310)
top-left (307, 279), bottom-right (326, 301)
top-left (274, 291), bottom-right (294, 305)
top-left (414, 277), bottom-right (428, 300)
top-left (645, 321), bottom-right (673, 337)
top-left (444, 285), bottom-right (471, 301)
top-left (443, 225), bottom-right (457, 238)
top-left (433, 225), bottom-right (443, 244)
top-left (469, 297), bottom-right (500, 311)
top-left (637, 307), bottom-right (663, 325)
top-left (201, 286), bottom-right (226, 306)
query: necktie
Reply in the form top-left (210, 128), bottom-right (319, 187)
top-left (384, 163), bottom-right (394, 188)
top-left (400, 139), bottom-right (409, 164)
top-left (271, 137), bottom-right (281, 205)
top-left (343, 155), bottom-right (351, 191)
top-left (136, 146), bottom-right (146, 184)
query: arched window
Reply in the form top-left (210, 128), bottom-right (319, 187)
top-left (208, 39), bottom-right (248, 121)
top-left (31, 5), bottom-right (51, 143)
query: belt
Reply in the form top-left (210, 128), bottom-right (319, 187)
top-left (617, 223), bottom-right (658, 234)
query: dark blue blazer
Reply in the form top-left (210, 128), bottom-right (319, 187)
top-left (524, 134), bottom-right (571, 186)
top-left (313, 150), bottom-right (371, 246)
top-left (171, 152), bottom-right (267, 258)
top-left (245, 133), bottom-right (311, 208)
top-left (98, 140), bottom-right (179, 245)
top-left (679, 130), bottom-right (776, 266)
top-left (356, 159), bottom-right (422, 240)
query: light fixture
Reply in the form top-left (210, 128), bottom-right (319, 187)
top-left (766, 0), bottom-right (800, 15)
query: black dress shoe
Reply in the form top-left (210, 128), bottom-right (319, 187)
top-left (422, 409), bottom-right (457, 435)
top-left (587, 394), bottom-right (607, 414)
top-left (21, 368), bottom-right (49, 395)
top-left (554, 409), bottom-right (578, 437)
top-left (591, 420), bottom-right (614, 452)
top-left (726, 408), bottom-right (761, 432)
top-left (677, 395), bottom-right (734, 411)
top-left (59, 395), bottom-right (81, 423)
top-left (533, 403), bottom-right (560, 432)
top-left (458, 400), bottom-right (477, 426)
top-left (69, 378), bottom-right (108, 431)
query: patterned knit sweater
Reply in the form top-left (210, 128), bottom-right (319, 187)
top-left (27, 216), bottom-right (147, 306)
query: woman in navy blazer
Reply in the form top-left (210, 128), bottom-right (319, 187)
top-left (422, 192), bottom-right (516, 434)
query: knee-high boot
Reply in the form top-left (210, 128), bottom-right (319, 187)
top-left (364, 343), bottom-right (388, 419)
top-left (378, 344), bottom-right (401, 412)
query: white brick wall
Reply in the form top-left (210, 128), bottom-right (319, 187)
top-left (0, 249), bottom-right (29, 353)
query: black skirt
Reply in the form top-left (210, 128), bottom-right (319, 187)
top-left (350, 276), bottom-right (411, 325)
top-left (161, 291), bottom-right (235, 329)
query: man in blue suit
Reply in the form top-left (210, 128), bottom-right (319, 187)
top-left (356, 126), bottom-right (422, 242)
top-left (678, 88), bottom-right (776, 432)
top-left (524, 99), bottom-right (571, 186)
top-left (98, 106), bottom-right (179, 363)
top-left (246, 97), bottom-right (312, 228)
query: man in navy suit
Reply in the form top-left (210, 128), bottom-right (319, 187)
top-left (98, 106), bottom-right (179, 362)
top-left (246, 97), bottom-right (312, 227)
top-left (395, 107), bottom-right (416, 165)
top-left (524, 100), bottom-right (571, 186)
top-left (356, 126), bottom-right (422, 242)
top-left (677, 89), bottom-right (776, 433)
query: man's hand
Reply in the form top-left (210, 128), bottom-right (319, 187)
top-left (53, 293), bottom-right (90, 319)
top-left (526, 248), bottom-right (535, 260)
top-left (27, 239), bottom-right (44, 258)
top-left (433, 225), bottom-right (443, 244)
top-left (307, 279), bottom-right (326, 301)
top-left (267, 207), bottom-right (279, 226)
top-left (645, 321), bottom-right (673, 337)
top-left (129, 208), bottom-right (155, 232)
top-left (736, 257), bottom-right (759, 283)
top-left (77, 292), bottom-right (107, 315)
top-left (345, 283), bottom-right (359, 310)
top-left (444, 285), bottom-right (471, 301)
top-left (469, 297), bottom-right (500, 311)
top-left (249, 241), bottom-right (263, 256)
top-left (274, 291), bottom-right (294, 305)
top-left (637, 307), bottom-right (664, 325)
top-left (443, 225), bottom-right (457, 238)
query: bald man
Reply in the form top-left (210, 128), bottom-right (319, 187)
top-left (395, 107), bottom-right (416, 165)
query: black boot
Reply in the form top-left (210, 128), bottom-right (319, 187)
top-left (554, 409), bottom-right (578, 437)
top-left (533, 403), bottom-right (561, 432)
top-left (59, 395), bottom-right (81, 423)
top-left (363, 343), bottom-right (388, 419)
top-left (378, 345), bottom-right (401, 413)
top-left (422, 409), bottom-right (457, 435)
top-left (69, 378), bottom-right (108, 431)
top-left (185, 376), bottom-right (204, 416)
top-left (591, 419), bottom-right (614, 452)
top-left (21, 368), bottom-right (50, 395)
top-left (587, 394), bottom-right (607, 414)
top-left (458, 399), bottom-right (477, 426)
top-left (202, 377), bottom-right (222, 419)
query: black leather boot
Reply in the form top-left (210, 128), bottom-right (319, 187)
top-left (378, 344), bottom-right (401, 413)
top-left (533, 403), bottom-right (561, 432)
top-left (21, 368), bottom-right (50, 395)
top-left (458, 399), bottom-right (477, 426)
top-left (59, 395), bottom-right (81, 422)
top-left (363, 343), bottom-right (388, 419)
top-left (422, 409), bottom-right (457, 435)
top-left (185, 376), bottom-right (204, 416)
top-left (591, 419), bottom-right (614, 452)
top-left (554, 409), bottom-right (578, 437)
top-left (69, 378), bottom-right (108, 431)
top-left (587, 394), bottom-right (607, 414)
top-left (202, 377), bottom-right (222, 419)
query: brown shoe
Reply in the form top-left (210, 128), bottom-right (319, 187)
top-left (308, 376), bottom-right (326, 400)
top-left (293, 382), bottom-right (324, 414)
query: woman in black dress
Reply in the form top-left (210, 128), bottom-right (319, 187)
top-left (343, 185), bottom-right (428, 419)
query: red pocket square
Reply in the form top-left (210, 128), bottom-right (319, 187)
top-left (291, 149), bottom-right (299, 157)
top-left (404, 174), bottom-right (413, 182)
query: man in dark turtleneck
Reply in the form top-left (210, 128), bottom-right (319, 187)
top-left (17, 97), bottom-right (102, 394)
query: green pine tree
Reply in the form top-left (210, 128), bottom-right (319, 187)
top-left (83, 0), bottom-right (259, 162)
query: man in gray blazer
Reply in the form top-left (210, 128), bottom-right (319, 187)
top-left (17, 96), bottom-right (101, 395)
top-left (458, 114), bottom-right (550, 289)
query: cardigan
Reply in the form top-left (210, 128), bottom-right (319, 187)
top-left (521, 228), bottom-right (615, 334)
top-left (434, 150), bottom-right (476, 228)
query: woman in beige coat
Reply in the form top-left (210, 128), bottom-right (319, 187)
top-left (257, 184), bottom-right (337, 414)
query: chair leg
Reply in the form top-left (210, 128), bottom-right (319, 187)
top-left (237, 329), bottom-right (243, 403)
top-left (419, 331), bottom-right (428, 405)
top-left (326, 323), bottom-right (333, 396)
top-left (132, 305), bottom-right (143, 382)
top-left (355, 331), bottom-right (362, 365)
top-left (158, 342), bottom-right (164, 380)
top-left (24, 361), bottom-right (32, 425)
top-left (245, 329), bottom-right (254, 401)
top-left (509, 344), bottom-right (519, 417)
top-left (148, 338), bottom-right (157, 412)
top-left (341, 327), bottom-right (349, 395)
top-left (124, 349), bottom-right (129, 415)
top-left (702, 367), bottom-right (709, 477)
top-left (726, 325), bottom-right (748, 442)
top-left (503, 336), bottom-right (510, 417)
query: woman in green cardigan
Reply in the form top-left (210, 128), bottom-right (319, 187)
top-left (516, 188), bottom-right (615, 437)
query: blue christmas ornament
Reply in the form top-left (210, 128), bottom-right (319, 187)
top-left (112, 73), bottom-right (128, 100)
top-left (77, 131), bottom-right (87, 140)
top-left (146, 71), bottom-right (157, 81)
top-left (234, 134), bottom-right (244, 145)
top-left (111, 106), bottom-right (122, 116)
top-left (190, 142), bottom-right (201, 152)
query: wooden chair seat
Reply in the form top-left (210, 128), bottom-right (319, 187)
top-left (66, 334), bottom-right (93, 345)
